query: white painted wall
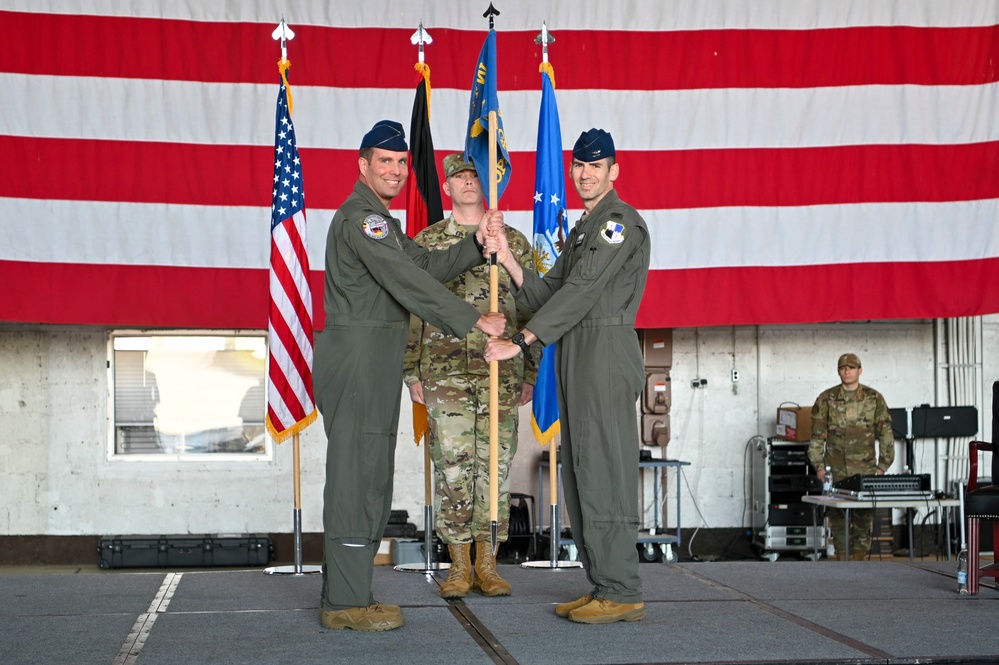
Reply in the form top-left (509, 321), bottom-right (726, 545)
top-left (1, 318), bottom-right (996, 537)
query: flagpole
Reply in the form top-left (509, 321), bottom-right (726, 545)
top-left (520, 21), bottom-right (581, 570)
top-left (265, 431), bottom-right (320, 575)
top-left (264, 17), bottom-right (320, 576)
top-left (479, 3), bottom-right (502, 557)
top-left (395, 440), bottom-right (451, 573)
top-left (488, 104), bottom-right (500, 557)
top-left (396, 21), bottom-right (449, 574)
top-left (292, 432), bottom-right (306, 569)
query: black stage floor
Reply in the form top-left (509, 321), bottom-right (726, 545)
top-left (3, 558), bottom-right (998, 665)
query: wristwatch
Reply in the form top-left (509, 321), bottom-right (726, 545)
top-left (512, 332), bottom-right (530, 354)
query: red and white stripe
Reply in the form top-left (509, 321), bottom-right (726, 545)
top-left (267, 208), bottom-right (315, 441)
top-left (3, 1), bottom-right (999, 329)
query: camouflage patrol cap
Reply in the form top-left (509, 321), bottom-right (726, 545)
top-left (837, 353), bottom-right (861, 368)
top-left (443, 153), bottom-right (477, 178)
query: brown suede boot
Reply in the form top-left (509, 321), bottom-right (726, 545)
top-left (555, 594), bottom-right (593, 618)
top-left (439, 543), bottom-right (473, 599)
top-left (473, 540), bottom-right (512, 597)
top-left (319, 602), bottom-right (404, 631)
top-left (568, 598), bottom-right (646, 624)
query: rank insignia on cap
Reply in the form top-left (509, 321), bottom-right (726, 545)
top-left (601, 221), bottom-right (625, 245)
top-left (362, 214), bottom-right (390, 240)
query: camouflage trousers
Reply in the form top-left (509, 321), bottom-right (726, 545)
top-left (827, 508), bottom-right (874, 560)
top-left (824, 458), bottom-right (879, 559)
top-left (423, 374), bottom-right (521, 544)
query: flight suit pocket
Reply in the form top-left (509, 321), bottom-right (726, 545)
top-left (580, 246), bottom-right (600, 279)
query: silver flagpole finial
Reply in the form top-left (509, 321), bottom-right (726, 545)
top-left (410, 20), bottom-right (433, 64)
top-left (271, 17), bottom-right (296, 60)
top-left (535, 21), bottom-right (555, 63)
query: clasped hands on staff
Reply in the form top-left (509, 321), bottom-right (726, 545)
top-left (477, 212), bottom-right (537, 364)
top-left (472, 209), bottom-right (510, 339)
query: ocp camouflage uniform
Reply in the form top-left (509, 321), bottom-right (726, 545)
top-left (808, 383), bottom-right (895, 559)
top-left (403, 217), bottom-right (540, 543)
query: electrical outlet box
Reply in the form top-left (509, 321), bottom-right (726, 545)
top-left (731, 369), bottom-right (740, 383)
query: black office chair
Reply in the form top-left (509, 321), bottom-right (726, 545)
top-left (965, 380), bottom-right (999, 595)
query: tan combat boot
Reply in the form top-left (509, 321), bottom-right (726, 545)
top-left (439, 543), bottom-right (473, 598)
top-left (473, 540), bottom-right (512, 597)
top-left (555, 594), bottom-right (593, 618)
top-left (568, 598), bottom-right (646, 624)
top-left (319, 602), bottom-right (404, 631)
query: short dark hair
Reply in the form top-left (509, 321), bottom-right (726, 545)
top-left (572, 155), bottom-right (616, 168)
top-left (359, 147), bottom-right (374, 162)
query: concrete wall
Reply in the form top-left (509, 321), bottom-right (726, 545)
top-left (1, 318), bottom-right (996, 537)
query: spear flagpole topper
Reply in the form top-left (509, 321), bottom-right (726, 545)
top-left (272, 18), bottom-right (296, 113)
top-left (271, 16), bottom-right (296, 62)
top-left (410, 20), bottom-right (433, 64)
top-left (535, 21), bottom-right (555, 64)
top-left (484, 3), bottom-right (500, 29)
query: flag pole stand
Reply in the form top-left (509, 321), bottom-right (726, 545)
top-left (265, 433), bottom-right (321, 575)
top-left (523, 441), bottom-right (581, 569)
top-left (395, 442), bottom-right (450, 573)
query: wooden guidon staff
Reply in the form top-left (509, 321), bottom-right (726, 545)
top-left (484, 1), bottom-right (502, 557)
top-left (488, 110), bottom-right (500, 555)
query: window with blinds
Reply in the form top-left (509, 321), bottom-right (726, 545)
top-left (111, 333), bottom-right (268, 457)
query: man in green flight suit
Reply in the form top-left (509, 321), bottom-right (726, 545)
top-left (314, 120), bottom-right (505, 632)
top-left (808, 352), bottom-right (896, 560)
top-left (485, 128), bottom-right (651, 624)
top-left (403, 153), bottom-right (540, 599)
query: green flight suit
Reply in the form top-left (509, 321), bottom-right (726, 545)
top-left (314, 181), bottom-right (485, 611)
top-left (513, 189), bottom-right (650, 604)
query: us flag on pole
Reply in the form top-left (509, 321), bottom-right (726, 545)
top-left (265, 72), bottom-right (317, 443)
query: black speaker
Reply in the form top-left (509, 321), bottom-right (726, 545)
top-left (890, 405), bottom-right (979, 439)
top-left (889, 408), bottom-right (908, 439)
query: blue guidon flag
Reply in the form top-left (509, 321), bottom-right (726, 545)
top-left (530, 63), bottom-right (565, 446)
top-left (464, 29), bottom-right (511, 207)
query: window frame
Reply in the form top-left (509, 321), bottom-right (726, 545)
top-left (106, 329), bottom-right (273, 463)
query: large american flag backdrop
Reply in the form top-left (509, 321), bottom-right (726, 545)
top-left (3, 1), bottom-right (999, 330)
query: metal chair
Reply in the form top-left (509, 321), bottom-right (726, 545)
top-left (965, 380), bottom-right (999, 595)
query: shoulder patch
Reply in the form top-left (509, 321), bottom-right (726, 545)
top-left (362, 214), bottom-right (390, 240)
top-left (600, 220), bottom-right (626, 245)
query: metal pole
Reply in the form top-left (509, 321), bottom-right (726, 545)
top-left (265, 433), bottom-right (321, 575)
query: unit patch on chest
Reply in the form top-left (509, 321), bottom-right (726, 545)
top-left (600, 220), bottom-right (626, 245)
top-left (362, 214), bottom-right (390, 240)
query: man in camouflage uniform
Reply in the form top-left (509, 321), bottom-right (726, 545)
top-left (808, 353), bottom-right (896, 560)
top-left (486, 129), bottom-right (650, 624)
top-left (404, 153), bottom-right (540, 599)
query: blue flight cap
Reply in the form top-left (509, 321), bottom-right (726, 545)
top-left (572, 128), bottom-right (615, 162)
top-left (360, 120), bottom-right (408, 152)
